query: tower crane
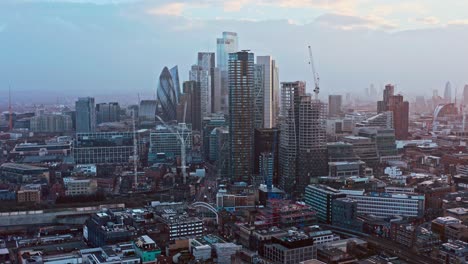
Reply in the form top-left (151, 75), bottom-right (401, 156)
top-left (308, 46), bottom-right (320, 99)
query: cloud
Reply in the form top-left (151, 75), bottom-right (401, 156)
top-left (223, 0), bottom-right (251, 12)
top-left (314, 13), bottom-right (397, 30)
top-left (21, 0), bottom-right (141, 4)
top-left (147, 2), bottom-right (185, 16)
top-left (0, 24), bottom-right (6, 33)
top-left (447, 19), bottom-right (468, 25)
top-left (412, 16), bottom-right (440, 25)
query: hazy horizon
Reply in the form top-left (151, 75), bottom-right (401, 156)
top-left (1, 0), bottom-right (468, 104)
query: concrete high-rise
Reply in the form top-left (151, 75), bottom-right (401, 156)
top-left (228, 51), bottom-right (254, 183)
top-left (256, 55), bottom-right (279, 128)
top-left (297, 95), bottom-right (328, 193)
top-left (445, 81), bottom-right (452, 103)
top-left (328, 95), bottom-right (342, 117)
top-left (278, 81), bottom-right (305, 196)
top-left (217, 32), bottom-right (238, 114)
top-left (197, 52), bottom-right (220, 113)
top-left (377, 84), bottom-right (409, 140)
top-left (75, 97), bottom-right (96, 133)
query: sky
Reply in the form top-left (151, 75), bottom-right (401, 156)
top-left (1, 0), bottom-right (468, 104)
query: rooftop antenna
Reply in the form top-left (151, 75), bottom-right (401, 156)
top-left (8, 86), bottom-right (12, 131)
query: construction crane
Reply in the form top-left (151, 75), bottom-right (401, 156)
top-left (132, 110), bottom-right (139, 190)
top-left (155, 115), bottom-right (189, 184)
top-left (308, 46), bottom-right (320, 99)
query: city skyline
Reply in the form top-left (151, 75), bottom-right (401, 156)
top-left (1, 0), bottom-right (468, 104)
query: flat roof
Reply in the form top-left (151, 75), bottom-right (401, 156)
top-left (0, 163), bottom-right (48, 171)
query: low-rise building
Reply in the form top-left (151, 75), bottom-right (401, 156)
top-left (433, 240), bottom-right (468, 264)
top-left (133, 235), bottom-right (161, 264)
top-left (17, 184), bottom-right (41, 203)
top-left (305, 185), bottom-right (346, 223)
top-left (263, 231), bottom-right (317, 264)
top-left (339, 189), bottom-right (425, 218)
top-left (63, 177), bottom-right (97, 196)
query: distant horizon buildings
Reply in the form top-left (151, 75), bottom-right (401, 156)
top-left (96, 102), bottom-right (120, 124)
top-left (444, 81), bottom-right (452, 104)
top-left (463, 84), bottom-right (468, 106)
top-left (75, 97), bottom-right (96, 133)
top-left (377, 84), bottom-right (409, 140)
top-left (328, 95), bottom-right (342, 117)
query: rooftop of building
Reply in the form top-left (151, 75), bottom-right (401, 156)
top-left (440, 240), bottom-right (468, 251)
top-left (433, 216), bottom-right (461, 225)
top-left (0, 163), bottom-right (48, 171)
top-left (446, 207), bottom-right (468, 215)
top-left (306, 184), bottom-right (341, 194)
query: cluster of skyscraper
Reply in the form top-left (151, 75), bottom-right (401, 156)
top-left (150, 32), bottom-right (330, 197)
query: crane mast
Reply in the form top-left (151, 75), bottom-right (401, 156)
top-left (132, 110), bottom-right (138, 190)
top-left (308, 46), bottom-right (320, 99)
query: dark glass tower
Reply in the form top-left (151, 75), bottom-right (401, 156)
top-left (229, 51), bottom-right (255, 183)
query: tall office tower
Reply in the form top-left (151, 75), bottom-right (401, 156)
top-left (297, 95), bottom-right (328, 194)
top-left (197, 52), bottom-right (220, 113)
top-left (378, 84), bottom-right (395, 113)
top-left (190, 65), bottom-right (211, 120)
top-left (272, 61), bottom-right (280, 127)
top-left (388, 95), bottom-right (409, 139)
top-left (181, 81), bottom-right (202, 131)
top-left (96, 102), bottom-right (120, 124)
top-left (278, 81), bottom-right (305, 196)
top-left (217, 32), bottom-right (238, 114)
top-left (75, 97), bottom-right (96, 133)
top-left (228, 51), bottom-right (254, 183)
top-left (328, 95), bottom-right (342, 117)
top-left (253, 64), bottom-right (265, 129)
top-left (157, 67), bottom-right (178, 122)
top-left (377, 84), bottom-right (409, 140)
top-left (444, 81), bottom-right (452, 103)
top-left (464, 85), bottom-right (468, 106)
top-left (256, 56), bottom-right (279, 128)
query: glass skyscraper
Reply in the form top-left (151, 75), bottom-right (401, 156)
top-left (217, 32), bottom-right (238, 72)
top-left (217, 32), bottom-right (238, 114)
top-left (157, 67), bottom-right (179, 122)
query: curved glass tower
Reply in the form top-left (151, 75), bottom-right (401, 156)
top-left (157, 67), bottom-right (178, 121)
